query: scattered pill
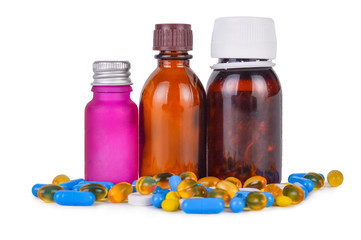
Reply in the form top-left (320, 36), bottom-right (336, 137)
top-left (128, 193), bottom-right (153, 206)
top-left (182, 198), bottom-right (225, 214)
top-left (52, 174), bottom-right (70, 185)
top-left (38, 184), bottom-right (64, 203)
top-left (54, 190), bottom-right (95, 206)
top-left (327, 170), bottom-right (343, 187)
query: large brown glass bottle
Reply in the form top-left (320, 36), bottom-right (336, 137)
top-left (207, 61), bottom-right (282, 183)
top-left (208, 17), bottom-right (282, 183)
top-left (139, 24), bottom-right (206, 178)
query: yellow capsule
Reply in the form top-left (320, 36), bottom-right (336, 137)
top-left (165, 191), bottom-right (180, 200)
top-left (52, 174), bottom-right (70, 185)
top-left (198, 176), bottom-right (220, 187)
top-left (180, 171), bottom-right (198, 182)
top-left (243, 176), bottom-right (267, 190)
top-left (161, 199), bottom-right (179, 212)
top-left (225, 177), bottom-right (242, 188)
top-left (276, 196), bottom-right (292, 207)
top-left (216, 180), bottom-right (238, 198)
top-left (177, 179), bottom-right (198, 199)
top-left (108, 182), bottom-right (133, 203)
top-left (327, 170), bottom-right (343, 187)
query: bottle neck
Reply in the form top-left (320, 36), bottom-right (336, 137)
top-left (212, 58), bottom-right (275, 69)
top-left (91, 86), bottom-right (132, 101)
top-left (155, 51), bottom-right (192, 68)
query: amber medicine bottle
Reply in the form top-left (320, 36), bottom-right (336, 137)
top-left (139, 24), bottom-right (206, 178)
top-left (207, 17), bottom-right (282, 183)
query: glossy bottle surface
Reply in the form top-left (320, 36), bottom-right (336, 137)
top-left (207, 65), bottom-right (282, 183)
top-left (85, 86), bottom-right (138, 184)
top-left (139, 52), bottom-right (206, 177)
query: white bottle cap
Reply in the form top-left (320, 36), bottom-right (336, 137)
top-left (211, 17), bottom-right (277, 60)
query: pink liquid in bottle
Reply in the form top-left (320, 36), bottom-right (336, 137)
top-left (85, 61), bottom-right (138, 184)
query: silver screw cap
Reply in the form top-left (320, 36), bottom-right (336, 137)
top-left (92, 61), bottom-right (132, 86)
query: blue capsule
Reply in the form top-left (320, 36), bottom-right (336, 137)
top-left (32, 184), bottom-right (45, 197)
top-left (132, 180), bottom-right (138, 192)
top-left (54, 190), bottom-right (95, 206)
top-left (197, 183), bottom-right (212, 192)
top-left (153, 186), bottom-right (162, 194)
top-left (151, 189), bottom-right (170, 208)
top-left (59, 178), bottom-right (85, 190)
top-left (262, 192), bottom-right (275, 207)
top-left (288, 173), bottom-right (325, 180)
top-left (288, 176), bottom-right (314, 192)
top-left (182, 198), bottom-right (225, 214)
top-left (294, 182), bottom-right (309, 199)
top-left (169, 175), bottom-right (182, 192)
top-left (230, 196), bottom-right (246, 213)
top-left (235, 189), bottom-right (259, 198)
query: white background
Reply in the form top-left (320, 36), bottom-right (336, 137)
top-left (0, 0), bottom-right (360, 239)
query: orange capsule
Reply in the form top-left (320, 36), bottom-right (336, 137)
top-left (177, 179), bottom-right (198, 199)
top-left (180, 171), bottom-right (198, 182)
top-left (225, 177), bottom-right (242, 188)
top-left (108, 182), bottom-right (133, 203)
top-left (263, 183), bottom-right (283, 200)
top-left (243, 176), bottom-right (267, 190)
top-left (216, 180), bottom-right (238, 198)
top-left (198, 176), bottom-right (220, 187)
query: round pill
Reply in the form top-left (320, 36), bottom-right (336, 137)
top-left (128, 193), bottom-right (153, 206)
top-left (327, 170), bottom-right (343, 187)
top-left (52, 174), bottom-right (70, 185)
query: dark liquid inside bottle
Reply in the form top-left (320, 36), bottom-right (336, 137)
top-left (207, 65), bottom-right (282, 183)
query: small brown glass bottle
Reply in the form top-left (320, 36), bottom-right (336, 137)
top-left (207, 17), bottom-right (282, 183)
top-left (139, 24), bottom-right (206, 178)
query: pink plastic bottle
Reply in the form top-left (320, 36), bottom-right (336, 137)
top-left (85, 61), bottom-right (138, 184)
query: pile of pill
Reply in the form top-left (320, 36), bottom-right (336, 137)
top-left (32, 170), bottom-right (343, 213)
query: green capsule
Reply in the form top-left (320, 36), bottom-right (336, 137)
top-left (80, 183), bottom-right (107, 201)
top-left (38, 184), bottom-right (64, 203)
top-left (304, 172), bottom-right (324, 190)
top-left (246, 192), bottom-right (267, 211)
